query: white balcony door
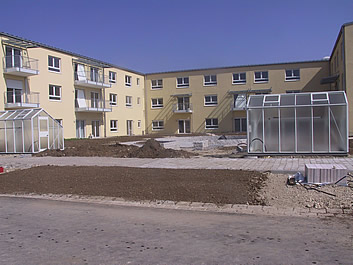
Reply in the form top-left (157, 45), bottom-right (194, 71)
top-left (178, 120), bottom-right (191, 134)
top-left (92, 120), bottom-right (100, 138)
top-left (177, 97), bottom-right (190, 111)
top-left (5, 46), bottom-right (21, 68)
top-left (127, 120), bottom-right (133, 136)
top-left (76, 120), bottom-right (85, 138)
top-left (91, 92), bottom-right (99, 108)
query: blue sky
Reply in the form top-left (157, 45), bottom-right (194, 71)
top-left (2, 0), bottom-right (353, 73)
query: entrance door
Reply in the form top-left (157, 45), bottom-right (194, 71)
top-left (234, 118), bottom-right (247, 133)
top-left (76, 120), bottom-right (85, 138)
top-left (39, 117), bottom-right (49, 151)
top-left (127, 120), bottom-right (133, 136)
top-left (178, 120), bottom-right (191, 134)
top-left (6, 46), bottom-right (21, 68)
top-left (92, 121), bottom-right (100, 138)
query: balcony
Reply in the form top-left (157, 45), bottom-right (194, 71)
top-left (4, 91), bottom-right (40, 108)
top-left (75, 98), bottom-right (112, 112)
top-left (231, 101), bottom-right (247, 111)
top-left (3, 55), bottom-right (39, 76)
top-left (173, 103), bottom-right (193, 113)
top-left (74, 70), bottom-right (111, 89)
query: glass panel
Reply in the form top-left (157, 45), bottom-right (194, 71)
top-left (313, 93), bottom-right (327, 100)
top-left (330, 106), bottom-right (347, 152)
top-left (296, 94), bottom-right (311, 105)
top-left (296, 107), bottom-right (312, 152)
top-left (235, 119), bottom-right (240, 132)
top-left (280, 108), bottom-right (295, 152)
top-left (15, 120), bottom-right (23, 153)
top-left (248, 109), bottom-right (263, 152)
top-left (313, 106), bottom-right (329, 152)
top-left (241, 118), bottom-right (247, 132)
top-left (248, 96), bottom-right (263, 107)
top-left (264, 108), bottom-right (279, 152)
top-left (178, 120), bottom-right (184, 133)
top-left (265, 95), bottom-right (278, 102)
top-left (185, 120), bottom-right (191, 133)
top-left (280, 94), bottom-right (295, 106)
top-left (329, 92), bottom-right (346, 104)
top-left (0, 121), bottom-right (5, 152)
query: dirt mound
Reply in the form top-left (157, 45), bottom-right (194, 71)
top-left (128, 139), bottom-right (192, 158)
top-left (35, 138), bottom-right (194, 158)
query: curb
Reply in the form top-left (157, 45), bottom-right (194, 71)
top-left (0, 193), bottom-right (350, 218)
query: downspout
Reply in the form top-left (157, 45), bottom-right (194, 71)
top-left (103, 69), bottom-right (106, 138)
top-left (144, 74), bottom-right (148, 135)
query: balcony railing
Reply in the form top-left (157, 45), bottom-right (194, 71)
top-left (231, 101), bottom-right (247, 111)
top-left (3, 55), bottom-right (39, 76)
top-left (4, 91), bottom-right (40, 108)
top-left (75, 98), bottom-right (112, 112)
top-left (74, 70), bottom-right (111, 88)
top-left (173, 103), bottom-right (193, 113)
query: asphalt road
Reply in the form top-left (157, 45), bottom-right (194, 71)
top-left (0, 197), bottom-right (352, 264)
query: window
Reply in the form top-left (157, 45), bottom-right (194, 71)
top-left (151, 79), bottom-right (163, 89)
top-left (137, 97), bottom-right (141, 105)
top-left (110, 93), bottom-right (117, 106)
top-left (286, 90), bottom-right (301, 94)
top-left (109, 71), bottom-right (116, 83)
top-left (137, 120), bottom-right (141, 128)
top-left (125, 75), bottom-right (131, 86)
top-left (205, 118), bottom-right (218, 129)
top-left (110, 120), bottom-right (118, 132)
top-left (254, 71), bottom-right (268, 83)
top-left (177, 77), bottom-right (189, 88)
top-left (285, 69), bottom-right (300, 81)
top-left (152, 120), bottom-right (164, 131)
top-left (233, 94), bottom-right (247, 110)
top-left (204, 75), bottom-right (217, 86)
top-left (49, 84), bottom-right (61, 100)
top-left (234, 118), bottom-right (247, 133)
top-left (48, 56), bottom-right (60, 72)
top-left (233, 73), bottom-right (246, 84)
top-left (151, 98), bottom-right (163, 108)
top-left (126, 96), bottom-right (132, 107)
top-left (204, 95), bottom-right (218, 106)
top-left (137, 78), bottom-right (140, 86)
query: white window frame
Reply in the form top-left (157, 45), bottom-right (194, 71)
top-left (204, 95), bottom-right (218, 106)
top-left (126, 96), bottom-right (132, 107)
top-left (285, 69), bottom-right (300, 81)
top-left (232, 72), bottom-right (246, 84)
top-left (151, 79), bottom-right (163, 89)
top-left (254, 71), bottom-right (269, 83)
top-left (205, 118), bottom-right (219, 129)
top-left (151, 98), bottom-right (163, 108)
top-left (234, 118), bottom-right (247, 133)
top-left (48, 56), bottom-right (61, 72)
top-left (152, 120), bottom-right (164, 131)
top-left (49, 84), bottom-right (61, 101)
top-left (204, 75), bottom-right (217, 86)
top-left (109, 71), bottom-right (116, 83)
top-left (177, 77), bottom-right (189, 88)
top-left (109, 93), bottom-right (117, 106)
top-left (110, 120), bottom-right (118, 132)
top-left (137, 78), bottom-right (140, 86)
top-left (125, 75), bottom-right (132, 86)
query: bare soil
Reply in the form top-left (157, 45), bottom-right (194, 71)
top-left (0, 166), bottom-right (266, 205)
top-left (35, 138), bottom-right (194, 158)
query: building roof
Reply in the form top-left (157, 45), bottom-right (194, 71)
top-left (145, 59), bottom-right (328, 76)
top-left (330, 21), bottom-right (353, 59)
top-left (0, 31), bottom-right (144, 75)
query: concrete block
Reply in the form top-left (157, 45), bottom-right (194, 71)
top-left (305, 164), bottom-right (348, 185)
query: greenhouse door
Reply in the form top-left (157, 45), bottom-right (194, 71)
top-left (39, 117), bottom-right (49, 151)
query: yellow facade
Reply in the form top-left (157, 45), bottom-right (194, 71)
top-left (0, 21), bottom-right (352, 138)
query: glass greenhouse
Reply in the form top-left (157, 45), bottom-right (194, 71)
top-left (0, 108), bottom-right (64, 153)
top-left (247, 91), bottom-right (348, 154)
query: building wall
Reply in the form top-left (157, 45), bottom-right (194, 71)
top-left (344, 24), bottom-right (353, 134)
top-left (145, 61), bottom-right (330, 134)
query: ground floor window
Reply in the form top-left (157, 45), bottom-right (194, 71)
top-left (235, 118), bottom-right (247, 132)
top-left (205, 118), bottom-right (218, 129)
top-left (110, 120), bottom-right (118, 132)
top-left (91, 120), bottom-right (100, 138)
top-left (178, 120), bottom-right (191, 133)
top-left (76, 120), bottom-right (85, 138)
top-left (152, 120), bottom-right (164, 131)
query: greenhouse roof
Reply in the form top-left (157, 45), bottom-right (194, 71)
top-left (0, 108), bottom-right (46, 121)
top-left (247, 91), bottom-right (347, 108)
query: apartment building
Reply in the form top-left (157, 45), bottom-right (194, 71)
top-left (0, 33), bottom-right (145, 139)
top-left (0, 21), bottom-right (352, 139)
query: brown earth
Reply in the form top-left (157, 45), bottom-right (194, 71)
top-left (0, 166), bottom-right (266, 205)
top-left (35, 138), bottom-right (194, 158)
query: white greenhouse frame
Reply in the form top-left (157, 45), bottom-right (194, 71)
top-left (0, 108), bottom-right (64, 153)
top-left (247, 91), bottom-right (348, 155)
